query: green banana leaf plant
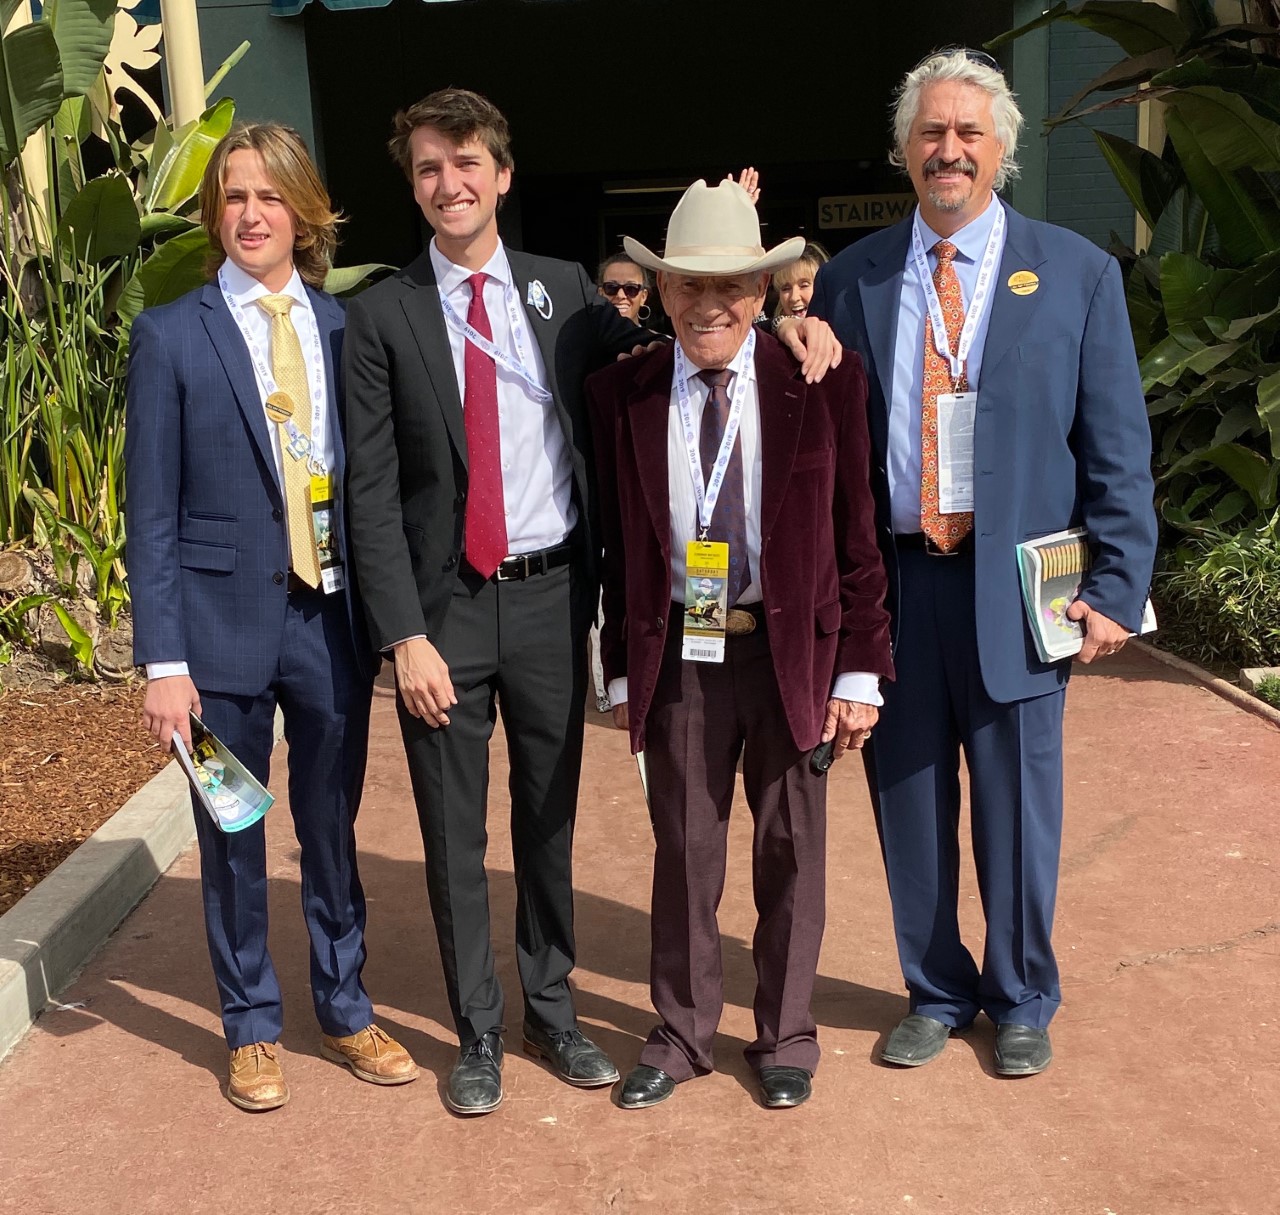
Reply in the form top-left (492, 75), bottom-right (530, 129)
top-left (991, 1), bottom-right (1280, 536)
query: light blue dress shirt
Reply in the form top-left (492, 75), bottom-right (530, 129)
top-left (888, 196), bottom-right (1005, 535)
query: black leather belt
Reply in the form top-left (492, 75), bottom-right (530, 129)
top-left (493, 543), bottom-right (572, 582)
top-left (894, 531), bottom-right (975, 557)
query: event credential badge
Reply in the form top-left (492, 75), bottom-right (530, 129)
top-left (682, 540), bottom-right (729, 663)
top-left (309, 473), bottom-right (346, 594)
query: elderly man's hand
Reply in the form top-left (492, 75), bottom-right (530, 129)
top-left (821, 697), bottom-right (878, 759)
top-left (776, 316), bottom-right (843, 383)
top-left (1066, 598), bottom-right (1129, 663)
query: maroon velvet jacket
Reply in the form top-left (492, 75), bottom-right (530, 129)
top-left (587, 332), bottom-right (893, 754)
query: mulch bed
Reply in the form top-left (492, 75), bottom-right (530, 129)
top-left (0, 683), bottom-right (169, 917)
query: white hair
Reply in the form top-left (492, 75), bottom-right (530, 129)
top-left (889, 49), bottom-right (1024, 191)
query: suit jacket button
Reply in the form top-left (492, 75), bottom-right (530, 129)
top-left (272, 508), bottom-right (283, 522)
top-left (273, 571), bottom-right (284, 585)
top-left (444, 556), bottom-right (457, 571)
top-left (656, 616), bottom-right (665, 630)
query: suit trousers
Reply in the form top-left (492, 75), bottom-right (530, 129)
top-left (864, 546), bottom-right (1065, 1031)
top-left (640, 604), bottom-right (827, 1082)
top-left (193, 584), bottom-right (375, 1049)
top-left (397, 560), bottom-right (591, 1046)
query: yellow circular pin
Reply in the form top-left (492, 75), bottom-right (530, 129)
top-left (1008, 270), bottom-right (1039, 296)
top-left (265, 391), bottom-right (295, 422)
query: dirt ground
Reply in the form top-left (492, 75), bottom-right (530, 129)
top-left (1, 652), bottom-right (1278, 1214)
top-left (0, 682), bottom-right (166, 915)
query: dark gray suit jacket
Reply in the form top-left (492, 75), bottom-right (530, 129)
top-left (341, 247), bottom-right (647, 651)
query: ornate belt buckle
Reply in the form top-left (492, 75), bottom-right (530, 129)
top-left (725, 608), bottom-right (757, 636)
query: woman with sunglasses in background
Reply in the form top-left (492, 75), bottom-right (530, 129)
top-left (596, 255), bottom-right (652, 325)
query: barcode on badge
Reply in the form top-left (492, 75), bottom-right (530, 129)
top-left (687, 647), bottom-right (717, 659)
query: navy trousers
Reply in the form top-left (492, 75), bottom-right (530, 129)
top-left (192, 585), bottom-right (375, 1049)
top-left (864, 546), bottom-right (1066, 1031)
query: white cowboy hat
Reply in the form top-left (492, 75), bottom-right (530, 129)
top-left (623, 179), bottom-right (806, 276)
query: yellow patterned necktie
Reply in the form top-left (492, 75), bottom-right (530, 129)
top-left (256, 293), bottom-right (322, 588)
top-left (919, 239), bottom-right (975, 551)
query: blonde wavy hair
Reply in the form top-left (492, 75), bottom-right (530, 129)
top-left (200, 123), bottom-right (341, 289)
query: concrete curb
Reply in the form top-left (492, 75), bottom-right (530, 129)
top-left (0, 710), bottom-right (284, 1062)
top-left (1132, 639), bottom-right (1280, 730)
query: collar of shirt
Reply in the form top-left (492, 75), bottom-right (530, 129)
top-left (220, 258), bottom-right (311, 313)
top-left (913, 193), bottom-right (1001, 268)
top-left (672, 331), bottom-right (758, 403)
top-left (429, 237), bottom-right (512, 300)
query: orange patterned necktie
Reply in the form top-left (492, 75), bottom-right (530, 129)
top-left (919, 239), bottom-right (974, 551)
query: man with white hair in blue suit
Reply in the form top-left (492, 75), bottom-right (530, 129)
top-left (811, 48), bottom-right (1157, 1076)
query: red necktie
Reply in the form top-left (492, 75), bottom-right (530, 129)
top-left (920, 240), bottom-right (974, 551)
top-left (462, 272), bottom-right (508, 578)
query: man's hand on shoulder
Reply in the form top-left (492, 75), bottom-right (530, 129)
top-left (1067, 599), bottom-right (1129, 663)
top-left (142, 675), bottom-right (202, 752)
top-left (393, 636), bottom-right (457, 727)
top-left (616, 340), bottom-right (667, 362)
top-left (776, 316), bottom-right (843, 384)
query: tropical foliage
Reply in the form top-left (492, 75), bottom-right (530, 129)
top-left (992, 0), bottom-right (1280, 537)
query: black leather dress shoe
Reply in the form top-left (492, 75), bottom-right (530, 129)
top-left (523, 1023), bottom-right (619, 1087)
top-left (618, 1064), bottom-right (676, 1109)
top-left (758, 1066), bottom-right (812, 1108)
top-left (881, 1014), bottom-right (954, 1067)
top-left (994, 1024), bottom-right (1052, 1076)
top-left (446, 1031), bottom-right (504, 1114)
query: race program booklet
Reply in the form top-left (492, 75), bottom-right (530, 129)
top-left (171, 714), bottom-right (273, 833)
top-left (1016, 527), bottom-right (1156, 663)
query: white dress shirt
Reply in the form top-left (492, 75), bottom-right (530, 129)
top-left (608, 339), bottom-right (882, 709)
top-left (147, 260), bottom-right (334, 681)
top-left (888, 196), bottom-right (1004, 534)
top-left (430, 238), bottom-right (576, 555)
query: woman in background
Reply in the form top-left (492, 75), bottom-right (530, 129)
top-left (772, 241), bottom-right (830, 328)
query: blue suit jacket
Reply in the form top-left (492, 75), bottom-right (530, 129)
top-left (812, 203), bottom-right (1157, 704)
top-left (125, 279), bottom-right (375, 697)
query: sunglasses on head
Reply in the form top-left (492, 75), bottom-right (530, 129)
top-left (914, 45), bottom-right (1003, 74)
top-left (601, 280), bottom-right (645, 299)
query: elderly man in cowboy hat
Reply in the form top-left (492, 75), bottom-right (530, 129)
top-left (587, 179), bottom-right (894, 1110)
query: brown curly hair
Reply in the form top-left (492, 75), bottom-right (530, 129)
top-left (200, 123), bottom-right (341, 290)
top-left (387, 88), bottom-right (514, 180)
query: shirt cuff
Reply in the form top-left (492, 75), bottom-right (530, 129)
top-left (831, 672), bottom-right (883, 707)
top-left (607, 676), bottom-right (628, 706)
top-left (145, 661), bottom-right (190, 680)
top-left (385, 634), bottom-right (426, 653)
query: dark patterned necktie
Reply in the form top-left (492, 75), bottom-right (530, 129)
top-left (697, 368), bottom-right (749, 606)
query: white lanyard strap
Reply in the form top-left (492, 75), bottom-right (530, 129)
top-left (219, 266), bottom-right (328, 474)
top-left (439, 283), bottom-right (554, 405)
top-left (674, 328), bottom-right (755, 535)
top-left (910, 202), bottom-right (1005, 383)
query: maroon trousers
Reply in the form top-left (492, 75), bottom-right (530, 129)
top-left (638, 604), bottom-right (827, 1081)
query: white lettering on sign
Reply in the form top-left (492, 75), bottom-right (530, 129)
top-left (818, 194), bottom-right (917, 229)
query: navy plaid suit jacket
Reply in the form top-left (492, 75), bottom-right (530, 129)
top-left (125, 279), bottom-right (376, 696)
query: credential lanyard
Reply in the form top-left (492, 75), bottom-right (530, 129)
top-left (439, 284), bottom-right (554, 405)
top-left (219, 266), bottom-right (329, 474)
top-left (910, 202), bottom-right (1006, 384)
top-left (674, 328), bottom-right (755, 537)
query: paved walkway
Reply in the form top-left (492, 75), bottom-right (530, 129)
top-left (1, 649), bottom-right (1277, 1214)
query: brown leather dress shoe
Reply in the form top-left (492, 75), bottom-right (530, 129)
top-left (227, 1042), bottom-right (289, 1111)
top-left (320, 1024), bottom-right (419, 1085)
